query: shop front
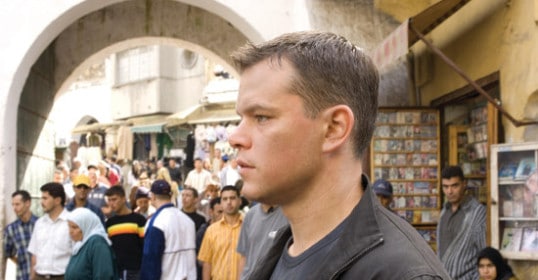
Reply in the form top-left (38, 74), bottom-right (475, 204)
top-left (372, 0), bottom-right (538, 276)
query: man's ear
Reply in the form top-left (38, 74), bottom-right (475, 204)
top-left (54, 196), bottom-right (63, 206)
top-left (321, 105), bottom-right (354, 152)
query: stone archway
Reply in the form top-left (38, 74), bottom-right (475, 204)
top-left (17, 0), bottom-right (253, 198)
top-left (5, 0), bottom-right (260, 227)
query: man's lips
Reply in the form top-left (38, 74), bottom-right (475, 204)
top-left (236, 159), bottom-right (252, 169)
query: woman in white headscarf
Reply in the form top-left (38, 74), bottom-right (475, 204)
top-left (65, 208), bottom-right (118, 280)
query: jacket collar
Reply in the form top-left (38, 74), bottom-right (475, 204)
top-left (249, 175), bottom-right (385, 279)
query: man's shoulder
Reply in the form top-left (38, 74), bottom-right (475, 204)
top-left (6, 216), bottom-right (39, 230)
top-left (205, 219), bottom-right (223, 233)
top-left (87, 202), bottom-right (103, 213)
top-left (107, 212), bottom-right (143, 224)
top-left (344, 217), bottom-right (449, 278)
top-left (4, 220), bottom-right (20, 234)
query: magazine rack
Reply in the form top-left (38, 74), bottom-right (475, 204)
top-left (490, 142), bottom-right (538, 260)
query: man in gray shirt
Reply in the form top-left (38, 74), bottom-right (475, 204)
top-left (237, 204), bottom-right (287, 279)
top-left (437, 165), bottom-right (486, 279)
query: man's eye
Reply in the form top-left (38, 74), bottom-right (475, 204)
top-left (255, 115), bottom-right (268, 122)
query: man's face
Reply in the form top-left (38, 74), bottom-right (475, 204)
top-left (442, 176), bottom-right (466, 206)
top-left (53, 172), bottom-right (64, 183)
top-left (73, 184), bottom-right (90, 200)
top-left (220, 189), bottom-right (241, 216)
top-left (107, 194), bottom-right (126, 213)
top-left (137, 172), bottom-right (148, 186)
top-left (41, 191), bottom-right (58, 213)
top-left (181, 189), bottom-right (197, 209)
top-left (211, 203), bottom-right (223, 222)
top-left (11, 195), bottom-right (31, 219)
top-left (376, 194), bottom-right (392, 209)
top-left (136, 197), bottom-right (149, 213)
top-left (194, 160), bottom-right (203, 171)
top-left (229, 59), bottom-right (324, 205)
top-left (69, 169), bottom-right (79, 181)
top-left (88, 168), bottom-right (98, 186)
top-left (169, 159), bottom-right (176, 168)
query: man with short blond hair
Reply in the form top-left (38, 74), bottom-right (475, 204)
top-left (229, 31), bottom-right (449, 279)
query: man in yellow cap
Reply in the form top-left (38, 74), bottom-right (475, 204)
top-left (65, 174), bottom-right (106, 225)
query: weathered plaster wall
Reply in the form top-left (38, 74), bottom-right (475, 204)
top-left (417, 0), bottom-right (538, 143)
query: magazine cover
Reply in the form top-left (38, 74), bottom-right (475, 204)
top-left (501, 227), bottom-right (523, 252)
top-left (515, 157), bottom-right (536, 180)
top-left (520, 227), bottom-right (538, 252)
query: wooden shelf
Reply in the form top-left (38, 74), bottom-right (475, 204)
top-left (371, 108), bottom-right (441, 252)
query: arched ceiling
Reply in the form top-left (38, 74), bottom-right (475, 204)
top-left (53, 0), bottom-right (250, 95)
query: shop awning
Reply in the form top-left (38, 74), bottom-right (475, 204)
top-left (71, 121), bottom-right (130, 134)
top-left (370, 0), bottom-right (470, 69)
top-left (72, 123), bottom-right (105, 134)
top-left (166, 104), bottom-right (203, 126)
top-left (186, 108), bottom-right (240, 125)
top-left (130, 122), bottom-right (166, 133)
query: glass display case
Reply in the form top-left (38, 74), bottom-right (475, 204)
top-left (490, 142), bottom-right (538, 260)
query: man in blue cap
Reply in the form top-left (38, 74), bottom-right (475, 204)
top-left (140, 180), bottom-right (196, 280)
top-left (372, 179), bottom-right (394, 210)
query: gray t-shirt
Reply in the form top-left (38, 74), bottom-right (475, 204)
top-left (237, 205), bottom-right (288, 280)
top-left (270, 217), bottom-right (346, 280)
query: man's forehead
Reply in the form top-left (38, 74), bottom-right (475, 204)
top-left (221, 190), bottom-right (238, 198)
top-left (442, 177), bottom-right (463, 185)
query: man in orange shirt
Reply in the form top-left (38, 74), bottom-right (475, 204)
top-left (198, 185), bottom-right (243, 280)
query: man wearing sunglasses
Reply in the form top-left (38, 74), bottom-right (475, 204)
top-left (65, 174), bottom-right (106, 225)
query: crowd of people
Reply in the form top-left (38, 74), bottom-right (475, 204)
top-left (3, 150), bottom-right (288, 280)
top-left (3, 30), bottom-right (520, 280)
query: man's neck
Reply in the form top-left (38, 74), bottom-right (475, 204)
top-left (116, 205), bottom-right (132, 216)
top-left (75, 198), bottom-right (87, 208)
top-left (260, 203), bottom-right (275, 213)
top-left (19, 211), bottom-right (32, 223)
top-left (224, 213), bottom-right (241, 225)
top-left (48, 206), bottom-right (63, 221)
top-left (182, 206), bottom-right (196, 213)
top-left (451, 201), bottom-right (462, 212)
top-left (154, 199), bottom-right (172, 209)
top-left (284, 161), bottom-right (364, 257)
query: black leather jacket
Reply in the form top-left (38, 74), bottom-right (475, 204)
top-left (247, 176), bottom-right (451, 280)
